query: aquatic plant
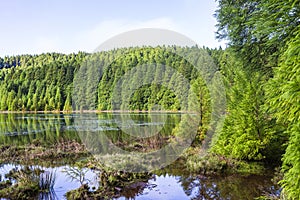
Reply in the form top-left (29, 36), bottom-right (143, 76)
top-left (0, 166), bottom-right (57, 199)
top-left (39, 170), bottom-right (56, 191)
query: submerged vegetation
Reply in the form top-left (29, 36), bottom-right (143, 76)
top-left (0, 139), bottom-right (88, 164)
top-left (184, 148), bottom-right (266, 175)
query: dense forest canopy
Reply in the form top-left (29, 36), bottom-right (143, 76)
top-left (215, 0), bottom-right (299, 199)
top-left (0, 46), bottom-right (217, 113)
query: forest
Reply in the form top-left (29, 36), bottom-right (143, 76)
top-left (0, 0), bottom-right (299, 199)
top-left (0, 47), bottom-right (217, 112)
top-left (213, 0), bottom-right (299, 199)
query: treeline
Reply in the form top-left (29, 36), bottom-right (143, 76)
top-left (0, 46), bottom-right (215, 113)
top-left (213, 0), bottom-right (299, 199)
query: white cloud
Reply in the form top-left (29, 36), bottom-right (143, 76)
top-left (73, 17), bottom-right (226, 52)
top-left (27, 17), bottom-right (225, 55)
top-left (33, 37), bottom-right (61, 54)
top-left (75, 17), bottom-right (182, 52)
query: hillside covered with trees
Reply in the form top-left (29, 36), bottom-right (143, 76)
top-left (0, 46), bottom-right (216, 113)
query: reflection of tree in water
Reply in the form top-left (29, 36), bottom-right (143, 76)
top-left (114, 179), bottom-right (156, 199)
top-left (179, 174), bottom-right (278, 200)
top-left (0, 113), bottom-right (79, 146)
top-left (156, 162), bottom-right (278, 200)
top-left (180, 175), bottom-right (221, 200)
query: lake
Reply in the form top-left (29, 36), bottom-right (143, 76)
top-left (0, 113), bottom-right (280, 199)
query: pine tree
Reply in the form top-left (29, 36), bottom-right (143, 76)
top-left (188, 76), bottom-right (211, 146)
top-left (63, 93), bottom-right (72, 112)
top-left (31, 93), bottom-right (38, 111)
top-left (54, 87), bottom-right (62, 111)
top-left (267, 31), bottom-right (300, 199)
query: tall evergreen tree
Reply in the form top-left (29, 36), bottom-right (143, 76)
top-left (267, 30), bottom-right (300, 199)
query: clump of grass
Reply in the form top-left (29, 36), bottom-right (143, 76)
top-left (65, 158), bottom-right (153, 200)
top-left (184, 147), bottom-right (265, 175)
top-left (65, 184), bottom-right (92, 200)
top-left (5, 166), bottom-right (42, 185)
top-left (0, 166), bottom-right (57, 199)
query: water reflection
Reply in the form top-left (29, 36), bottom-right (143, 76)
top-left (0, 113), bottom-right (181, 147)
top-left (0, 163), bottom-right (279, 200)
top-left (114, 173), bottom-right (279, 200)
top-left (0, 113), bottom-right (79, 146)
top-left (179, 174), bottom-right (278, 200)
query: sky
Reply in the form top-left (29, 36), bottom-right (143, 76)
top-left (0, 0), bottom-right (226, 56)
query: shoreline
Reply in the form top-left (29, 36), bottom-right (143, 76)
top-left (0, 110), bottom-right (196, 114)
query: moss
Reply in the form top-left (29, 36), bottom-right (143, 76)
top-left (233, 160), bottom-right (265, 175)
top-left (255, 195), bottom-right (281, 200)
top-left (65, 158), bottom-right (153, 200)
top-left (0, 180), bottom-right (12, 190)
top-left (0, 182), bottom-right (39, 200)
top-left (65, 184), bottom-right (93, 200)
top-left (184, 147), bottom-right (266, 175)
top-left (65, 171), bottom-right (152, 200)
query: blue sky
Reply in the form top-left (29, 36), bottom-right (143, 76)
top-left (0, 0), bottom-right (225, 56)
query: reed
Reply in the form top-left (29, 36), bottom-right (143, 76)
top-left (39, 170), bottom-right (56, 191)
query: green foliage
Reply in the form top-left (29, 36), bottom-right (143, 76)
top-left (280, 124), bottom-right (300, 200)
top-left (215, 0), bottom-right (299, 198)
top-left (188, 76), bottom-right (211, 144)
top-left (215, 0), bottom-right (299, 74)
top-left (63, 93), bottom-right (72, 112)
top-left (95, 47), bottom-right (206, 111)
top-left (267, 31), bottom-right (300, 199)
top-left (0, 47), bottom-right (214, 113)
top-left (185, 148), bottom-right (265, 175)
top-left (211, 50), bottom-right (274, 161)
top-left (0, 53), bottom-right (85, 112)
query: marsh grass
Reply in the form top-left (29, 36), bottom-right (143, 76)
top-left (39, 170), bottom-right (56, 191)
